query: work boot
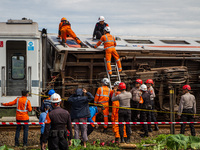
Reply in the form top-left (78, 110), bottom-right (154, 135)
top-left (148, 128), bottom-right (153, 132)
top-left (126, 136), bottom-right (131, 143)
top-left (103, 128), bottom-right (107, 133)
top-left (124, 137), bottom-right (127, 143)
top-left (61, 39), bottom-right (66, 47)
top-left (140, 133), bottom-right (148, 138)
top-left (120, 137), bottom-right (125, 143)
top-left (154, 125), bottom-right (159, 131)
top-left (80, 42), bottom-right (87, 48)
top-left (115, 138), bottom-right (119, 143)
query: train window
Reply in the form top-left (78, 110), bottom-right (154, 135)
top-left (124, 39), bottom-right (154, 44)
top-left (12, 56), bottom-right (25, 79)
top-left (160, 40), bottom-right (190, 44)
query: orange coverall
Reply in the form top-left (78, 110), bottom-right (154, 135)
top-left (94, 33), bottom-right (122, 75)
top-left (60, 22), bottom-right (81, 44)
top-left (94, 86), bottom-right (111, 129)
top-left (2, 96), bottom-right (32, 120)
top-left (110, 90), bottom-right (127, 138)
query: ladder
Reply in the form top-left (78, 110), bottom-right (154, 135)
top-left (104, 58), bottom-right (121, 90)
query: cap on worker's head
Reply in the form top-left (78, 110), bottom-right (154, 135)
top-left (114, 81), bottom-right (121, 87)
top-left (102, 78), bottom-right (110, 85)
top-left (97, 104), bottom-right (105, 110)
top-left (136, 79), bottom-right (143, 85)
top-left (98, 16), bottom-right (105, 22)
top-left (21, 90), bottom-right (29, 96)
top-left (51, 93), bottom-right (62, 103)
top-left (140, 84), bottom-right (147, 91)
top-left (48, 89), bottom-right (55, 96)
top-left (145, 79), bottom-right (154, 84)
top-left (118, 82), bottom-right (126, 90)
top-left (182, 85), bottom-right (191, 91)
top-left (61, 17), bottom-right (67, 22)
top-left (104, 26), bottom-right (111, 33)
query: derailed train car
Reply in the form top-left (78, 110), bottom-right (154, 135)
top-left (0, 18), bottom-right (200, 120)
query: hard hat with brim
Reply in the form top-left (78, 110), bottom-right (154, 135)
top-left (51, 93), bottom-right (62, 103)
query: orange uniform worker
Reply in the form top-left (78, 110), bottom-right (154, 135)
top-left (93, 26), bottom-right (122, 75)
top-left (58, 17), bottom-right (70, 39)
top-left (59, 17), bottom-right (86, 48)
top-left (1, 90), bottom-right (32, 147)
top-left (94, 78), bottom-right (111, 132)
top-left (110, 81), bottom-right (127, 143)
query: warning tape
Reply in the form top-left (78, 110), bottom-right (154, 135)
top-left (0, 122), bottom-right (200, 125)
top-left (31, 92), bottom-right (199, 116)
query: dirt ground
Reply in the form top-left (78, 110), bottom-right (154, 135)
top-left (0, 126), bottom-right (199, 150)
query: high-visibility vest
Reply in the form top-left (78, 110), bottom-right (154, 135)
top-left (16, 97), bottom-right (29, 112)
top-left (139, 96), bottom-right (144, 104)
top-left (94, 86), bottom-right (111, 104)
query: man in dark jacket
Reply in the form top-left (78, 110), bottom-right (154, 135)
top-left (93, 16), bottom-right (109, 39)
top-left (68, 88), bottom-right (94, 148)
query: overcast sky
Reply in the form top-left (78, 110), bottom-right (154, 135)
top-left (0, 0), bottom-right (200, 37)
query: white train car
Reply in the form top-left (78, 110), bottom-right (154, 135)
top-left (0, 18), bottom-right (44, 107)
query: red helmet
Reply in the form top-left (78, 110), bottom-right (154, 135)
top-left (118, 82), bottom-right (126, 90)
top-left (182, 85), bottom-right (191, 90)
top-left (145, 79), bottom-right (154, 84)
top-left (136, 79), bottom-right (143, 84)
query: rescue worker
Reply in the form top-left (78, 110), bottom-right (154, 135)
top-left (112, 82), bottom-right (132, 143)
top-left (58, 17), bottom-right (70, 39)
top-left (41, 89), bottom-right (55, 112)
top-left (42, 93), bottom-right (73, 150)
top-left (146, 79), bottom-right (159, 131)
top-left (68, 88), bottom-right (94, 148)
top-left (59, 17), bottom-right (86, 48)
top-left (93, 26), bottom-right (122, 75)
top-left (87, 105), bottom-right (104, 136)
top-left (93, 16), bottom-right (109, 40)
top-left (1, 90), bottom-right (32, 147)
top-left (139, 84), bottom-right (151, 137)
top-left (130, 79), bottom-right (143, 122)
top-left (178, 85), bottom-right (196, 136)
top-left (110, 81), bottom-right (127, 143)
top-left (94, 78), bottom-right (111, 133)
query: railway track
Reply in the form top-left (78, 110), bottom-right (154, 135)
top-left (0, 124), bottom-right (200, 131)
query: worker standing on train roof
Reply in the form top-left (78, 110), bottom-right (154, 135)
top-left (178, 85), bottom-right (196, 136)
top-left (58, 17), bottom-right (70, 39)
top-left (139, 84), bottom-right (151, 137)
top-left (93, 26), bottom-right (122, 75)
top-left (94, 78), bottom-right (111, 133)
top-left (146, 79), bottom-right (159, 131)
top-left (42, 93), bottom-right (73, 150)
top-left (1, 90), bottom-right (32, 147)
top-left (59, 17), bottom-right (87, 48)
top-left (110, 81), bottom-right (127, 143)
top-left (93, 16), bottom-right (109, 40)
top-left (112, 82), bottom-right (132, 143)
top-left (130, 79), bottom-right (143, 123)
top-left (41, 89), bottom-right (55, 112)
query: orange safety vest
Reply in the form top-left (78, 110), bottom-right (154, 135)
top-left (94, 86), bottom-right (111, 105)
top-left (139, 96), bottom-right (144, 104)
top-left (94, 33), bottom-right (116, 50)
top-left (2, 96), bottom-right (32, 120)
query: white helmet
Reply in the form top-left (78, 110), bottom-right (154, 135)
top-left (102, 78), bottom-right (110, 85)
top-left (98, 16), bottom-right (105, 22)
top-left (140, 84), bottom-right (147, 91)
top-left (51, 93), bottom-right (62, 103)
top-left (114, 81), bottom-right (120, 87)
top-left (104, 26), bottom-right (111, 33)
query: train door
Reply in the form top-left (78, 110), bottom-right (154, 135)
top-left (6, 41), bottom-right (26, 96)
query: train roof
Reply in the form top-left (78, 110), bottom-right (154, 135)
top-left (47, 33), bottom-right (200, 53)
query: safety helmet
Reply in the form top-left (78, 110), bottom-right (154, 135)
top-left (118, 82), bottom-right (126, 90)
top-left (98, 16), bottom-right (105, 22)
top-left (182, 85), bottom-right (191, 91)
top-left (48, 89), bottom-right (55, 96)
top-left (114, 81), bottom-right (120, 87)
top-left (51, 93), bottom-right (62, 103)
top-left (145, 79), bottom-right (154, 84)
top-left (102, 78), bottom-right (110, 85)
top-left (104, 26), bottom-right (111, 33)
top-left (140, 84), bottom-right (147, 91)
top-left (61, 17), bottom-right (67, 22)
top-left (136, 79), bottom-right (143, 85)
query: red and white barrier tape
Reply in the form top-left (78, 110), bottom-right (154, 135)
top-left (0, 122), bottom-right (200, 125)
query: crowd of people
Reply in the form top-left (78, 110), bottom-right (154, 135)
top-left (1, 77), bottom-right (196, 150)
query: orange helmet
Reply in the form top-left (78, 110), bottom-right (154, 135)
top-left (182, 85), bottom-right (191, 90)
top-left (61, 17), bottom-right (67, 22)
top-left (145, 79), bottom-right (154, 84)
